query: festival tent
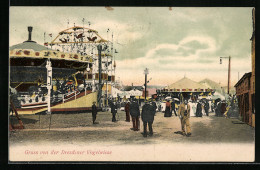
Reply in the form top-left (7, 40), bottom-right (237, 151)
top-left (128, 89), bottom-right (143, 96)
top-left (165, 77), bottom-right (210, 92)
top-left (111, 87), bottom-right (122, 98)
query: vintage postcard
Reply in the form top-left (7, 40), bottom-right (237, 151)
top-left (9, 7), bottom-right (255, 162)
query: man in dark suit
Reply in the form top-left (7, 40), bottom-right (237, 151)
top-left (125, 101), bottom-right (130, 122)
top-left (91, 102), bottom-right (98, 124)
top-left (111, 101), bottom-right (117, 122)
top-left (141, 101), bottom-right (155, 137)
top-left (130, 100), bottom-right (140, 131)
top-left (196, 101), bottom-right (202, 117)
top-left (151, 99), bottom-right (157, 116)
top-left (171, 100), bottom-right (177, 116)
top-left (204, 100), bottom-right (209, 116)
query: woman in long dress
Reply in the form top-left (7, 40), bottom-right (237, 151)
top-left (201, 102), bottom-right (206, 116)
top-left (188, 101), bottom-right (196, 117)
top-left (164, 100), bottom-right (171, 117)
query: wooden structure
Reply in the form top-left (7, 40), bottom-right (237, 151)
top-left (234, 8), bottom-right (255, 127)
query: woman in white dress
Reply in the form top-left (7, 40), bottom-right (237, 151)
top-left (201, 102), bottom-right (206, 116)
top-left (188, 101), bottom-right (196, 117)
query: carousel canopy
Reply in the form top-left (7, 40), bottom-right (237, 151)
top-left (166, 77), bottom-right (208, 92)
top-left (10, 41), bottom-right (50, 51)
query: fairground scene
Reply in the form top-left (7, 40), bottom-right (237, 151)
top-left (9, 7), bottom-right (255, 162)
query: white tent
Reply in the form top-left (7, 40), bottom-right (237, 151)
top-left (112, 87), bottom-right (122, 98)
top-left (128, 89), bottom-right (143, 96)
top-left (212, 91), bottom-right (225, 100)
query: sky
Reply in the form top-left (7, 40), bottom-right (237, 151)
top-left (9, 7), bottom-right (254, 87)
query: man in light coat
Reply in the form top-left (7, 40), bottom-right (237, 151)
top-left (178, 99), bottom-right (191, 137)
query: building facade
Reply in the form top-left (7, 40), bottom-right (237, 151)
top-left (235, 72), bottom-right (252, 125)
top-left (234, 8), bottom-right (255, 127)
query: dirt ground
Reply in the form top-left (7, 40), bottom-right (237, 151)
top-left (9, 110), bottom-right (255, 146)
top-left (8, 111), bottom-right (255, 162)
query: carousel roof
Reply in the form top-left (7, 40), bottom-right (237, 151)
top-left (9, 41), bottom-right (50, 51)
top-left (166, 77), bottom-right (208, 90)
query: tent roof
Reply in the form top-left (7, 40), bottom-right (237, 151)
top-left (10, 41), bottom-right (50, 51)
top-left (167, 77), bottom-right (208, 90)
top-left (199, 78), bottom-right (221, 89)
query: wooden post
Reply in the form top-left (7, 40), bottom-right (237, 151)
top-left (228, 56), bottom-right (231, 95)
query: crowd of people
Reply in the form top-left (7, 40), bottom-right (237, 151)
top-left (90, 95), bottom-right (238, 138)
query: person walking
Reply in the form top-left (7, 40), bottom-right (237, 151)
top-left (171, 100), bottom-right (177, 116)
top-left (130, 100), bottom-right (140, 131)
top-left (204, 100), bottom-right (209, 116)
top-left (221, 101), bottom-right (227, 116)
top-left (111, 101), bottom-right (117, 122)
top-left (141, 101), bottom-right (155, 137)
top-left (178, 99), bottom-right (191, 137)
top-left (151, 99), bottom-right (157, 116)
top-left (196, 101), bottom-right (202, 117)
top-left (164, 100), bottom-right (171, 117)
top-left (125, 101), bottom-right (130, 122)
top-left (91, 102), bottom-right (98, 124)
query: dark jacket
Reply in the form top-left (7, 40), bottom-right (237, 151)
top-left (152, 102), bottom-right (157, 112)
top-left (171, 101), bottom-right (175, 109)
top-left (141, 103), bottom-right (155, 122)
top-left (204, 102), bottom-right (209, 111)
top-left (111, 103), bottom-right (117, 114)
top-left (92, 104), bottom-right (97, 114)
top-left (125, 103), bottom-right (130, 112)
top-left (129, 102), bottom-right (140, 117)
top-left (196, 102), bottom-right (202, 116)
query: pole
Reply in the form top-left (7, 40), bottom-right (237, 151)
top-left (228, 56), bottom-right (231, 95)
top-left (46, 58), bottom-right (52, 130)
top-left (145, 72), bottom-right (147, 100)
top-left (46, 59), bottom-right (52, 114)
top-left (97, 44), bottom-right (102, 108)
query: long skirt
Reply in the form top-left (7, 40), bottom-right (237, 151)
top-left (164, 107), bottom-right (171, 117)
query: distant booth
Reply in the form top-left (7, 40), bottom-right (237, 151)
top-left (157, 77), bottom-right (216, 102)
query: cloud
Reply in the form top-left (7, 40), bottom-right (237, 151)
top-left (116, 35), bottom-right (218, 70)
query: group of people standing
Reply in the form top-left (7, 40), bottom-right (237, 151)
top-left (195, 100), bottom-right (210, 117)
top-left (91, 98), bottom-right (191, 138)
top-left (126, 99), bottom-right (157, 137)
top-left (111, 99), bottom-right (157, 137)
top-left (164, 100), bottom-right (177, 117)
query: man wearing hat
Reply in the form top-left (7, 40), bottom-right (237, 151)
top-left (141, 100), bottom-right (155, 137)
top-left (178, 99), bottom-right (191, 137)
top-left (111, 101), bottom-right (117, 122)
top-left (171, 99), bottom-right (177, 116)
top-left (151, 99), bottom-right (157, 116)
top-left (91, 102), bottom-right (98, 124)
top-left (125, 101), bottom-right (130, 122)
top-left (196, 100), bottom-right (202, 117)
top-left (130, 99), bottom-right (140, 131)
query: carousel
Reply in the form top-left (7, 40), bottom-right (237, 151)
top-left (9, 23), bottom-right (117, 115)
